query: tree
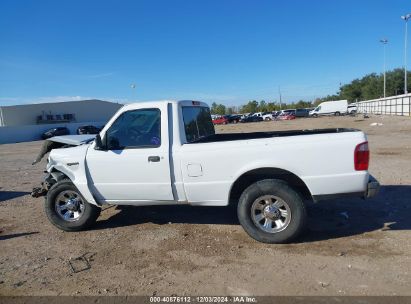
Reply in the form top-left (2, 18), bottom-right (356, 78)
top-left (226, 107), bottom-right (234, 115)
top-left (258, 100), bottom-right (268, 112)
top-left (294, 100), bottom-right (313, 109)
top-left (266, 102), bottom-right (277, 112)
top-left (240, 100), bottom-right (259, 113)
top-left (210, 102), bottom-right (226, 115)
top-left (333, 68), bottom-right (411, 102)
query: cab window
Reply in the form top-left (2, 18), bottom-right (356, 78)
top-left (182, 107), bottom-right (215, 143)
top-left (105, 108), bottom-right (161, 149)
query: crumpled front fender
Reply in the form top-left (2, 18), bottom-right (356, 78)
top-left (46, 145), bottom-right (99, 206)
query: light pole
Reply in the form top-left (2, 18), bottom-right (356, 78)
top-left (380, 39), bottom-right (388, 98)
top-left (401, 14), bottom-right (411, 94)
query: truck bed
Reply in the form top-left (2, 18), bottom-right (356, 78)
top-left (190, 128), bottom-right (360, 143)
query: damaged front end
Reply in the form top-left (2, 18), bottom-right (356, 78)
top-left (31, 135), bottom-right (96, 198)
top-left (31, 168), bottom-right (69, 198)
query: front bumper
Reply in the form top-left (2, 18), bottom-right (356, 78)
top-left (365, 175), bottom-right (380, 199)
top-left (31, 172), bottom-right (53, 198)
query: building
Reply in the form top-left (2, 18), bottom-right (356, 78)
top-left (0, 99), bottom-right (123, 144)
top-left (0, 99), bottom-right (122, 127)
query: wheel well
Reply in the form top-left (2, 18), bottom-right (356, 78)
top-left (44, 169), bottom-right (70, 190)
top-left (229, 168), bottom-right (312, 204)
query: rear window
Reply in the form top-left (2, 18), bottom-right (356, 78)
top-left (182, 107), bottom-right (215, 143)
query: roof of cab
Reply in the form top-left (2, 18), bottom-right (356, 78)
top-left (121, 100), bottom-right (209, 110)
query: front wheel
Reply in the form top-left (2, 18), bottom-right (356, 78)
top-left (237, 179), bottom-right (307, 243)
top-left (45, 180), bottom-right (101, 231)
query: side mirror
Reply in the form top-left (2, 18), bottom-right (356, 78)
top-left (94, 133), bottom-right (106, 150)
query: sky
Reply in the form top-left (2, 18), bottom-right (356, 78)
top-left (1, 0), bottom-right (411, 106)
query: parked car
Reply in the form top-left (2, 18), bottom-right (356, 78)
top-left (262, 112), bottom-right (275, 121)
top-left (278, 109), bottom-right (296, 115)
top-left (272, 111), bottom-right (281, 118)
top-left (309, 100), bottom-right (348, 117)
top-left (240, 115), bottom-right (264, 123)
top-left (226, 114), bottom-right (241, 124)
top-left (347, 104), bottom-right (357, 114)
top-left (212, 115), bottom-right (229, 125)
top-left (41, 127), bottom-right (70, 139)
top-left (32, 100), bottom-right (379, 244)
top-left (295, 109), bottom-right (310, 118)
top-left (77, 125), bottom-right (101, 135)
top-left (277, 112), bottom-right (296, 120)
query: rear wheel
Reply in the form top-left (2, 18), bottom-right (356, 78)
top-left (45, 180), bottom-right (101, 231)
top-left (335, 112), bottom-right (341, 116)
top-left (237, 179), bottom-right (307, 243)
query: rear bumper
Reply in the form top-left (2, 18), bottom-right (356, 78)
top-left (312, 175), bottom-right (380, 202)
top-left (365, 175), bottom-right (380, 199)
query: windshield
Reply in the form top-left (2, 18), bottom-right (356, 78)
top-left (182, 107), bottom-right (215, 143)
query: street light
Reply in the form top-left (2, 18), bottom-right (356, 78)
top-left (401, 13), bottom-right (411, 94)
top-left (380, 39), bottom-right (388, 98)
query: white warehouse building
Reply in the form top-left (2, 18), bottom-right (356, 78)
top-left (0, 99), bottom-right (123, 144)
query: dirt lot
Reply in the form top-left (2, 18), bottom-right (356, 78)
top-left (1, 115), bottom-right (411, 296)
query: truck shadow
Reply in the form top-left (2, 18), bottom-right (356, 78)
top-left (0, 191), bottom-right (31, 203)
top-left (301, 185), bottom-right (411, 242)
top-left (94, 185), bottom-right (411, 242)
top-left (0, 232), bottom-right (39, 241)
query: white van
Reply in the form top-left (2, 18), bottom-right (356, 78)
top-left (309, 100), bottom-right (348, 117)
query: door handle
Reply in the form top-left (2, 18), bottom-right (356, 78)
top-left (148, 156), bottom-right (161, 162)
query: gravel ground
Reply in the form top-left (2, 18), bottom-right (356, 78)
top-left (0, 115), bottom-right (411, 296)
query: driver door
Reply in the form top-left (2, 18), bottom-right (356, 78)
top-left (86, 105), bottom-right (174, 203)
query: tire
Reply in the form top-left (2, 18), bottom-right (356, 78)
top-left (264, 117), bottom-right (271, 121)
top-left (312, 114), bottom-right (318, 118)
top-left (45, 180), bottom-right (101, 231)
top-left (237, 179), bottom-right (307, 243)
top-left (335, 112), bottom-right (340, 116)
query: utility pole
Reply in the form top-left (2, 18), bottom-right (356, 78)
top-left (380, 39), bottom-right (388, 98)
top-left (401, 14), bottom-right (411, 94)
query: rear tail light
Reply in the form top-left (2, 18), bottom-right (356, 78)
top-left (354, 141), bottom-right (369, 171)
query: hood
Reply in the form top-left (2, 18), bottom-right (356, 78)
top-left (49, 134), bottom-right (96, 145)
top-left (32, 135), bottom-right (95, 165)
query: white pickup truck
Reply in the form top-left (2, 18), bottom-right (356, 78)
top-left (32, 100), bottom-right (379, 243)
